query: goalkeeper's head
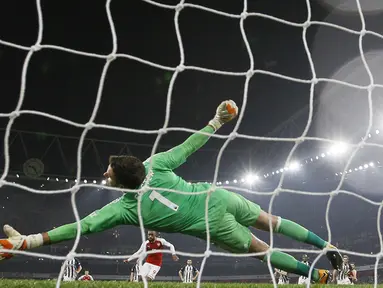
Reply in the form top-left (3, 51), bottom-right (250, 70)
top-left (104, 155), bottom-right (145, 189)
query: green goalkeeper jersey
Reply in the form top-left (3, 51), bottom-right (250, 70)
top-left (120, 126), bottom-right (229, 238)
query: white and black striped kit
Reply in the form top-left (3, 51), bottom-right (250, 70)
top-left (181, 265), bottom-right (197, 283)
top-left (63, 258), bottom-right (81, 280)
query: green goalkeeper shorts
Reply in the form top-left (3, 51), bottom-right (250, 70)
top-left (212, 192), bottom-right (261, 253)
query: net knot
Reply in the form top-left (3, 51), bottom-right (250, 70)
top-left (377, 252), bottom-right (383, 259)
top-left (66, 252), bottom-right (76, 261)
top-left (176, 64), bottom-right (185, 72)
top-left (0, 180), bottom-right (4, 188)
top-left (158, 128), bottom-right (167, 135)
top-left (71, 185), bottom-right (80, 194)
top-left (360, 29), bottom-right (366, 37)
top-left (330, 190), bottom-right (339, 197)
top-left (204, 250), bottom-right (212, 257)
top-left (302, 21), bottom-right (311, 29)
top-left (273, 188), bottom-right (281, 196)
top-left (240, 12), bottom-right (248, 20)
top-left (311, 77), bottom-right (318, 85)
top-left (107, 53), bottom-right (117, 61)
top-left (246, 69), bottom-right (254, 78)
top-left (175, 3), bottom-right (184, 12)
top-left (31, 44), bottom-right (42, 52)
top-left (85, 122), bottom-right (96, 130)
top-left (368, 84), bottom-right (375, 93)
top-left (9, 111), bottom-right (20, 119)
top-left (228, 132), bottom-right (237, 141)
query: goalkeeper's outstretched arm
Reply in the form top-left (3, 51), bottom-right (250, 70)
top-left (151, 100), bottom-right (238, 170)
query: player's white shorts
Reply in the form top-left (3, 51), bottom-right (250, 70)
top-left (298, 276), bottom-right (309, 284)
top-left (337, 278), bottom-right (352, 285)
top-left (278, 279), bottom-right (289, 285)
top-left (139, 262), bottom-right (161, 280)
top-left (62, 276), bottom-right (76, 282)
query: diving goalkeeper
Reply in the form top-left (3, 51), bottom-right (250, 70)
top-left (0, 100), bottom-right (342, 283)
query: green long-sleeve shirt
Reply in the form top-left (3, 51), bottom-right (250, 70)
top-left (121, 125), bottom-right (229, 238)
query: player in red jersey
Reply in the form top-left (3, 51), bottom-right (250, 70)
top-left (124, 231), bottom-right (179, 280)
top-left (78, 270), bottom-right (94, 281)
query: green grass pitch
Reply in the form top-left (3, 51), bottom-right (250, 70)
top-left (0, 281), bottom-right (381, 288)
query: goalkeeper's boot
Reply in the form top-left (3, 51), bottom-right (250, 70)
top-left (0, 225), bottom-right (27, 260)
top-left (317, 269), bottom-right (330, 284)
top-left (325, 243), bottom-right (343, 270)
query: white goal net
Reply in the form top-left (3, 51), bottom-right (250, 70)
top-left (1, 0), bottom-right (383, 287)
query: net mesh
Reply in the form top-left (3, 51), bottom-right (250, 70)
top-left (0, 0), bottom-right (383, 287)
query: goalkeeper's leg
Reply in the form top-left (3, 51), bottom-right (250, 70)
top-left (212, 213), bottom-right (330, 283)
top-left (0, 198), bottom-right (126, 260)
top-left (225, 191), bottom-right (343, 270)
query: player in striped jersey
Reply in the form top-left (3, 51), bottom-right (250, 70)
top-left (348, 263), bottom-right (357, 284)
top-left (179, 259), bottom-right (199, 283)
top-left (62, 257), bottom-right (82, 282)
top-left (333, 255), bottom-right (355, 285)
top-left (78, 270), bottom-right (94, 281)
top-left (298, 254), bottom-right (311, 285)
top-left (130, 261), bottom-right (140, 282)
top-left (274, 268), bottom-right (289, 284)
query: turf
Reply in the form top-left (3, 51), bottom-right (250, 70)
top-left (0, 280), bottom-right (381, 288)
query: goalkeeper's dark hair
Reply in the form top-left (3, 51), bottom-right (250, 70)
top-left (109, 155), bottom-right (145, 189)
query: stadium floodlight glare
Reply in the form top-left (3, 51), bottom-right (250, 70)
top-left (233, 179), bottom-right (237, 183)
top-left (56, 178), bottom-right (59, 182)
top-left (328, 142), bottom-right (348, 156)
top-left (47, 177), bottom-right (50, 181)
top-left (245, 173), bottom-right (258, 184)
top-left (369, 162), bottom-right (374, 167)
top-left (16, 174), bottom-right (19, 178)
top-left (65, 179), bottom-right (68, 182)
top-left (240, 178), bottom-right (245, 183)
top-left (83, 179), bottom-right (87, 184)
top-left (225, 180), bottom-right (229, 184)
top-left (288, 161), bottom-right (300, 171)
top-left (101, 180), bottom-right (106, 185)
top-left (364, 164), bottom-right (368, 168)
top-left (376, 129), bottom-right (380, 134)
top-left (93, 180), bottom-right (97, 184)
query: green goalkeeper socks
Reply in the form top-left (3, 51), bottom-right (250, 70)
top-left (264, 251), bottom-right (320, 281)
top-left (275, 218), bottom-right (327, 249)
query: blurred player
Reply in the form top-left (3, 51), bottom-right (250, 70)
top-left (124, 231), bottom-right (179, 281)
top-left (130, 260), bottom-right (140, 282)
top-left (348, 263), bottom-right (357, 284)
top-left (0, 100), bottom-right (342, 284)
top-left (297, 254), bottom-right (311, 285)
top-left (274, 268), bottom-right (289, 285)
top-left (62, 257), bottom-right (82, 282)
top-left (78, 270), bottom-right (94, 281)
top-left (333, 255), bottom-right (355, 285)
top-left (179, 259), bottom-right (199, 283)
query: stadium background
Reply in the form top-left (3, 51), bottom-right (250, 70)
top-left (1, 0), bottom-right (383, 284)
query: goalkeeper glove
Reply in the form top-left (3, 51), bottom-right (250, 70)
top-left (208, 100), bottom-right (238, 131)
top-left (0, 225), bottom-right (43, 260)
